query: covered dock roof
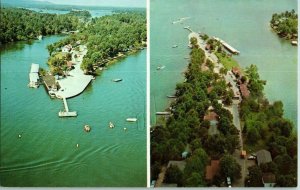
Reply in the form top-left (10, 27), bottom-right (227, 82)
top-left (29, 73), bottom-right (39, 82)
top-left (30, 63), bottom-right (39, 73)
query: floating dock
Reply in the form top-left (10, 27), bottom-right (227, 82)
top-left (213, 37), bottom-right (240, 54)
top-left (58, 97), bottom-right (77, 117)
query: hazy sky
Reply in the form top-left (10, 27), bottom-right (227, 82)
top-left (39, 0), bottom-right (146, 8)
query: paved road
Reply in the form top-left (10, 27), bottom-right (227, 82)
top-left (155, 166), bottom-right (167, 187)
top-left (230, 103), bottom-right (247, 187)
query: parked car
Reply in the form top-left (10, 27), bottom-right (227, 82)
top-left (248, 155), bottom-right (256, 160)
top-left (227, 177), bottom-right (231, 185)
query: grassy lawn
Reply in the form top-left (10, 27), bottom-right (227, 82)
top-left (215, 52), bottom-right (239, 70)
top-left (54, 52), bottom-right (64, 59)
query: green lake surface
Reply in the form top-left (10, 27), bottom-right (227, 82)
top-left (0, 35), bottom-right (146, 186)
top-left (150, 0), bottom-right (298, 126)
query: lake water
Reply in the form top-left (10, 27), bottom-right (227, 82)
top-left (0, 36), bottom-right (146, 186)
top-left (150, 0), bottom-right (297, 126)
top-left (26, 8), bottom-right (113, 18)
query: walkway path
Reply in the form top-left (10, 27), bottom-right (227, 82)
top-left (55, 45), bottom-right (93, 99)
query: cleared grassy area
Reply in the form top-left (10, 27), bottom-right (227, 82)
top-left (215, 52), bottom-right (239, 70)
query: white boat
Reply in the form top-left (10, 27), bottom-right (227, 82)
top-left (156, 66), bottom-right (165, 70)
top-left (84, 125), bottom-right (91, 132)
top-left (109, 122), bottom-right (115, 128)
top-left (113, 78), bottom-right (123, 82)
top-left (126, 118), bottom-right (137, 122)
top-left (38, 35), bottom-right (43, 40)
top-left (172, 45), bottom-right (178, 48)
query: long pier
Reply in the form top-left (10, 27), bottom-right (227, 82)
top-left (58, 97), bottom-right (77, 117)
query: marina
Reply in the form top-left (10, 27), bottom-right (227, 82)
top-left (150, 0), bottom-right (297, 126)
top-left (1, 35), bottom-right (146, 186)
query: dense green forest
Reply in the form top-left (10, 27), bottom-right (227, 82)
top-left (240, 65), bottom-right (297, 187)
top-left (270, 10), bottom-right (298, 40)
top-left (151, 37), bottom-right (240, 187)
top-left (0, 8), bottom-right (84, 44)
top-left (47, 12), bottom-right (146, 73)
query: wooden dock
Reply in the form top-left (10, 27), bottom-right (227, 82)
top-left (58, 97), bottom-right (77, 117)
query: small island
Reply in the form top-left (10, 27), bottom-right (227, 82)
top-left (270, 10), bottom-right (298, 45)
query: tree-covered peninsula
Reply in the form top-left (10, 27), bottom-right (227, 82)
top-left (151, 34), bottom-right (297, 187)
top-left (0, 8), bottom-right (88, 44)
top-left (46, 12), bottom-right (146, 74)
top-left (270, 10), bottom-right (298, 42)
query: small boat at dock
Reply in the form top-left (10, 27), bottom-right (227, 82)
top-left (126, 118), bottom-right (137, 122)
top-left (112, 78), bottom-right (123, 82)
top-left (109, 122), bottom-right (115, 128)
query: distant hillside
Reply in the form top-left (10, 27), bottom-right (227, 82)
top-left (1, 0), bottom-right (54, 7)
top-left (1, 0), bottom-right (146, 12)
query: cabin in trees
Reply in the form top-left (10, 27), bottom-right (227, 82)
top-left (231, 67), bottom-right (250, 99)
top-left (205, 160), bottom-right (220, 183)
top-left (204, 111), bottom-right (219, 135)
top-left (262, 173), bottom-right (276, 187)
